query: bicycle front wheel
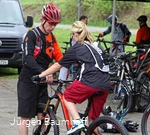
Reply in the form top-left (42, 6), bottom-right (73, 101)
top-left (136, 71), bottom-right (150, 112)
top-left (88, 115), bottom-right (128, 135)
top-left (141, 104), bottom-right (150, 135)
top-left (32, 103), bottom-right (60, 135)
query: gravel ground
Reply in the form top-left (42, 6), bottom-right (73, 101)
top-left (0, 77), bottom-right (144, 135)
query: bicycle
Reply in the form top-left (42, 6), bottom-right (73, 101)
top-left (95, 36), bottom-right (135, 56)
top-left (106, 44), bottom-right (150, 116)
top-left (141, 101), bottom-right (150, 135)
top-left (31, 79), bottom-right (129, 135)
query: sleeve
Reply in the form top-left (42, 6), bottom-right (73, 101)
top-left (58, 46), bottom-right (77, 69)
top-left (58, 67), bottom-right (68, 80)
top-left (52, 35), bottom-right (63, 62)
top-left (136, 29), bottom-right (142, 44)
top-left (23, 30), bottom-right (44, 74)
top-left (123, 24), bottom-right (132, 37)
top-left (103, 26), bottom-right (111, 36)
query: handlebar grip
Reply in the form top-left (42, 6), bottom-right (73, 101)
top-left (63, 41), bottom-right (70, 45)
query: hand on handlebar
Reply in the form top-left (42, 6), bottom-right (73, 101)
top-left (123, 37), bottom-right (127, 43)
top-left (46, 74), bottom-right (53, 84)
top-left (98, 33), bottom-right (103, 37)
top-left (31, 75), bottom-right (41, 84)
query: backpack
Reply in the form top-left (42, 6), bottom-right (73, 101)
top-left (21, 28), bottom-right (56, 65)
top-left (120, 23), bottom-right (131, 42)
top-left (84, 41), bottom-right (109, 72)
top-left (32, 27), bottom-right (56, 58)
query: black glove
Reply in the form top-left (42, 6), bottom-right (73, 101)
top-left (31, 75), bottom-right (41, 84)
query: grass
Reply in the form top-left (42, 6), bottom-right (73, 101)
top-left (1, 26), bottom-right (136, 78)
top-left (0, 68), bottom-right (18, 78)
top-left (53, 28), bottom-right (136, 52)
top-left (20, 0), bottom-right (50, 5)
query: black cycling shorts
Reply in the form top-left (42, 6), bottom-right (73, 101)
top-left (17, 80), bottom-right (48, 118)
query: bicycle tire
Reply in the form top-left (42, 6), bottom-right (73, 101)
top-left (87, 115), bottom-right (129, 135)
top-left (32, 103), bottom-right (60, 135)
top-left (105, 81), bottom-right (132, 117)
top-left (117, 82), bottom-right (132, 116)
top-left (136, 71), bottom-right (150, 112)
top-left (141, 104), bottom-right (150, 135)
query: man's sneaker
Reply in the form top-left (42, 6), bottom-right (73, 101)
top-left (67, 119), bottom-right (85, 135)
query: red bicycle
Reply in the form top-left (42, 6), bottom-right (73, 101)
top-left (31, 79), bottom-right (128, 135)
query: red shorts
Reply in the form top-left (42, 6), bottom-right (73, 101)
top-left (64, 80), bottom-right (109, 120)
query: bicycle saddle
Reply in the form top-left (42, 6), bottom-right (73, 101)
top-left (136, 48), bottom-right (146, 53)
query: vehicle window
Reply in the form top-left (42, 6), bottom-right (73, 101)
top-left (0, 0), bottom-right (24, 24)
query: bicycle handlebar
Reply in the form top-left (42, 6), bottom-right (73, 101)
top-left (96, 35), bottom-right (150, 48)
top-left (31, 75), bottom-right (73, 87)
top-left (95, 36), bottom-right (136, 47)
top-left (132, 42), bottom-right (150, 48)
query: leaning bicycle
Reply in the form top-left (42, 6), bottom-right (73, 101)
top-left (103, 51), bottom-right (150, 127)
top-left (141, 73), bottom-right (150, 135)
top-left (141, 101), bottom-right (150, 135)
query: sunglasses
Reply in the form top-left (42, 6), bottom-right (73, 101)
top-left (71, 31), bottom-right (82, 36)
top-left (47, 21), bottom-right (57, 26)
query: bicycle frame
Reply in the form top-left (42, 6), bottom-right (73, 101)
top-left (133, 47), bottom-right (150, 74)
top-left (48, 85), bottom-right (72, 130)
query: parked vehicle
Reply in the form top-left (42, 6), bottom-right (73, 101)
top-left (0, 0), bottom-right (33, 74)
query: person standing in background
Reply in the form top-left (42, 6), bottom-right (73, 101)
top-left (98, 14), bottom-right (131, 56)
top-left (79, 15), bottom-right (88, 25)
top-left (135, 15), bottom-right (150, 45)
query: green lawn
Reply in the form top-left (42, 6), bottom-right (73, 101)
top-left (20, 0), bottom-right (50, 5)
top-left (53, 28), bottom-right (136, 53)
top-left (1, 27), bottom-right (136, 77)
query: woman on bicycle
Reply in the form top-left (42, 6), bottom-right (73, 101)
top-left (32, 21), bottom-right (111, 134)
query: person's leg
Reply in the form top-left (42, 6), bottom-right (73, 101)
top-left (19, 117), bottom-right (31, 135)
top-left (37, 85), bottom-right (49, 130)
top-left (88, 90), bottom-right (109, 121)
top-left (63, 98), bottom-right (80, 120)
top-left (63, 80), bottom-right (95, 134)
top-left (88, 91), bottom-right (109, 135)
top-left (17, 81), bottom-right (39, 135)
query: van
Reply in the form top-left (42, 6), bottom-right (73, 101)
top-left (0, 0), bottom-right (33, 74)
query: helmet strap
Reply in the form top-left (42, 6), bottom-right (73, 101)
top-left (42, 20), bottom-right (48, 34)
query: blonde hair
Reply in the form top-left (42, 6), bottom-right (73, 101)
top-left (71, 21), bottom-right (93, 44)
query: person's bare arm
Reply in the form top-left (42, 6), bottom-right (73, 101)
top-left (39, 62), bottom-right (62, 78)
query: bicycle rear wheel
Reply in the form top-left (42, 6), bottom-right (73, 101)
top-left (136, 71), bottom-right (150, 112)
top-left (105, 81), bottom-right (132, 117)
top-left (141, 104), bottom-right (150, 135)
top-left (32, 103), bottom-right (59, 135)
top-left (88, 115), bottom-right (129, 135)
